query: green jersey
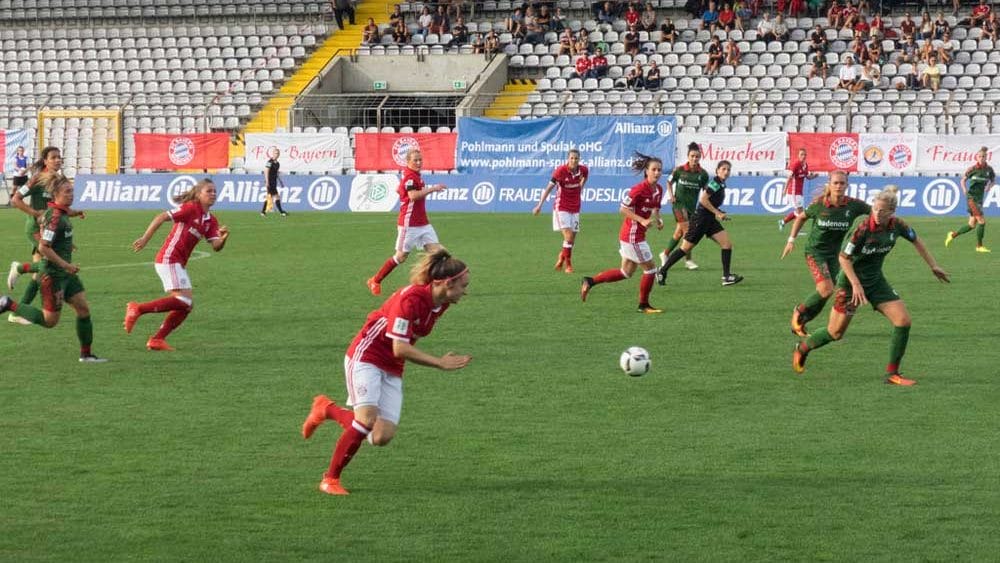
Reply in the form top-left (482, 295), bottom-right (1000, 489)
top-left (40, 205), bottom-right (74, 279)
top-left (964, 164), bottom-right (996, 202)
top-left (840, 216), bottom-right (917, 286)
top-left (669, 164), bottom-right (708, 211)
top-left (16, 178), bottom-right (51, 235)
top-left (803, 196), bottom-right (871, 258)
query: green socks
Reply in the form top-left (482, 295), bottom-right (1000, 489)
top-left (887, 325), bottom-right (910, 373)
top-left (20, 279), bottom-right (39, 305)
top-left (804, 328), bottom-right (835, 351)
top-left (976, 223), bottom-right (985, 245)
top-left (954, 224), bottom-right (973, 236)
top-left (13, 303), bottom-right (45, 326)
top-left (801, 291), bottom-right (829, 321)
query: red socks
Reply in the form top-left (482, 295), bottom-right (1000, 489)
top-left (326, 420), bottom-right (372, 479)
top-left (373, 257), bottom-right (399, 284)
top-left (326, 403), bottom-right (355, 429)
top-left (639, 272), bottom-right (654, 303)
top-left (593, 269), bottom-right (627, 285)
top-left (153, 310), bottom-right (190, 340)
top-left (138, 296), bottom-right (188, 314)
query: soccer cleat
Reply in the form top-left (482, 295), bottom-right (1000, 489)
top-left (146, 338), bottom-right (175, 351)
top-left (658, 250), bottom-right (668, 268)
top-left (792, 343), bottom-right (808, 374)
top-left (7, 261), bottom-right (20, 291)
top-left (302, 394), bottom-right (332, 439)
top-left (563, 262), bottom-right (574, 274)
top-left (790, 307), bottom-right (810, 338)
top-left (945, 231), bottom-right (955, 247)
top-left (554, 255), bottom-right (565, 271)
top-left (580, 277), bottom-right (594, 302)
top-left (721, 274), bottom-right (744, 286)
top-left (885, 373), bottom-right (917, 386)
top-left (778, 218), bottom-right (786, 231)
top-left (281, 212), bottom-right (288, 217)
top-left (319, 477), bottom-right (349, 496)
top-left (637, 303), bottom-right (664, 314)
top-left (976, 246), bottom-right (991, 253)
top-left (366, 277), bottom-right (382, 296)
top-left (123, 301), bottom-right (141, 334)
top-left (0, 295), bottom-right (11, 314)
top-left (684, 259), bottom-right (699, 270)
top-left (260, 212), bottom-right (266, 217)
top-left (8, 313), bottom-right (31, 325)
top-left (79, 354), bottom-right (108, 363)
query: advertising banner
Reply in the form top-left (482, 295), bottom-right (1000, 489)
top-left (353, 133), bottom-right (457, 171)
top-left (679, 132), bottom-right (787, 173)
top-left (1, 129), bottom-right (33, 177)
top-left (856, 133), bottom-right (918, 174)
top-left (456, 116), bottom-right (677, 175)
top-left (244, 133), bottom-right (350, 173)
top-left (915, 135), bottom-right (1000, 174)
top-left (133, 133), bottom-right (230, 170)
top-left (787, 133), bottom-right (860, 172)
top-left (349, 174), bottom-right (402, 212)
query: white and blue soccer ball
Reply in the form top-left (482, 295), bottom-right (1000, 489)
top-left (619, 346), bottom-right (651, 377)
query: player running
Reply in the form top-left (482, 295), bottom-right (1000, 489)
top-left (580, 152), bottom-right (665, 313)
top-left (945, 146), bottom-right (995, 252)
top-left (781, 171), bottom-right (870, 337)
top-left (656, 160), bottom-right (743, 287)
top-left (661, 142), bottom-right (706, 272)
top-left (367, 149), bottom-right (447, 296)
top-left (124, 179), bottom-right (230, 351)
top-left (779, 148), bottom-right (819, 230)
top-left (792, 186), bottom-right (950, 386)
top-left (0, 176), bottom-right (107, 362)
top-left (260, 146), bottom-right (288, 217)
top-left (532, 149), bottom-right (589, 274)
top-left (301, 249), bottom-right (472, 496)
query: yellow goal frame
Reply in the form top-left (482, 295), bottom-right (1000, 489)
top-left (37, 108), bottom-right (121, 174)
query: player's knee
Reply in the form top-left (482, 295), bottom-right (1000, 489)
top-left (175, 295), bottom-right (194, 312)
top-left (369, 431), bottom-right (394, 447)
top-left (828, 328), bottom-right (845, 340)
top-left (74, 304), bottom-right (90, 317)
top-left (396, 252), bottom-right (410, 263)
top-left (817, 286), bottom-right (834, 299)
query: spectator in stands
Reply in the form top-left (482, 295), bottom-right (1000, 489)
top-left (808, 24), bottom-right (828, 54)
top-left (625, 2), bottom-right (640, 26)
top-left (919, 11), bottom-right (933, 40)
top-left (506, 7), bottom-right (525, 41)
top-left (587, 48), bottom-right (609, 78)
top-left (853, 15), bottom-right (870, 37)
top-left (967, 0), bottom-right (992, 28)
top-left (935, 31), bottom-right (954, 63)
top-left (920, 55), bottom-right (942, 90)
top-left (841, 1), bottom-right (859, 30)
top-left (773, 13), bottom-right (789, 41)
top-left (551, 7), bottom-right (567, 32)
top-left (757, 12), bottom-right (776, 41)
top-left (392, 19), bottom-right (411, 43)
top-left (896, 34), bottom-right (919, 64)
top-left (733, 0), bottom-right (751, 29)
top-left (597, 1), bottom-right (615, 26)
top-left (389, 4), bottom-right (404, 27)
top-left (641, 3), bottom-right (658, 32)
top-left (828, 0), bottom-right (845, 29)
top-left (918, 37), bottom-right (935, 63)
top-left (431, 5), bottom-right (450, 35)
top-left (849, 31), bottom-right (868, 62)
top-left (838, 54), bottom-right (861, 90)
top-left (903, 62), bottom-right (920, 89)
top-left (705, 36), bottom-right (724, 75)
top-left (523, 8), bottom-right (545, 44)
top-left (717, 3), bottom-right (736, 31)
top-left (702, 1), bottom-right (720, 31)
top-left (866, 37), bottom-right (883, 64)
top-left (899, 13), bottom-right (916, 38)
top-left (807, 0), bottom-right (823, 18)
top-left (724, 38), bottom-right (741, 65)
top-left (419, 6), bottom-right (434, 36)
top-left (449, 17), bottom-right (469, 49)
top-left (558, 27), bottom-right (575, 55)
top-left (624, 24), bottom-right (640, 55)
top-left (485, 29), bottom-right (501, 54)
top-left (984, 12), bottom-right (1000, 41)
top-left (787, 0), bottom-right (805, 17)
top-left (536, 5), bottom-right (552, 31)
top-left (362, 18), bottom-right (380, 44)
top-left (626, 61), bottom-right (645, 89)
top-left (575, 29), bottom-right (591, 54)
top-left (331, 0), bottom-right (356, 30)
top-left (859, 60), bottom-right (880, 90)
top-left (645, 61), bottom-right (661, 89)
top-left (809, 50), bottom-right (829, 79)
top-left (932, 11), bottom-right (950, 39)
top-left (447, 0), bottom-right (465, 21)
top-left (472, 32), bottom-right (485, 54)
top-left (574, 53), bottom-right (592, 78)
top-left (869, 12), bottom-right (887, 40)
top-left (660, 17), bottom-right (677, 42)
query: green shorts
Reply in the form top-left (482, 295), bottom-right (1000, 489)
top-left (40, 273), bottom-right (84, 312)
top-left (672, 198), bottom-right (697, 223)
top-left (968, 196), bottom-right (984, 218)
top-left (834, 274), bottom-right (899, 315)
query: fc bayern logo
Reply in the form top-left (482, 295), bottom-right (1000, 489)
top-left (862, 145), bottom-right (883, 167)
top-left (168, 137), bottom-right (196, 166)
top-left (391, 137), bottom-right (420, 167)
top-left (888, 144), bottom-right (913, 169)
top-left (656, 120), bottom-right (673, 137)
top-left (829, 137), bottom-right (858, 169)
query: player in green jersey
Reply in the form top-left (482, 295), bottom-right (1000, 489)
top-left (945, 146), bottom-right (995, 252)
top-left (661, 142), bottom-right (706, 272)
top-left (781, 171), bottom-right (871, 337)
top-left (792, 186), bottom-right (949, 386)
top-left (0, 176), bottom-right (106, 362)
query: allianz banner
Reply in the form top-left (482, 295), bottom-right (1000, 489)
top-left (72, 173), bottom-right (994, 217)
top-left (678, 132), bottom-right (787, 173)
top-left (244, 133), bottom-right (350, 173)
top-left (456, 116), bottom-right (677, 175)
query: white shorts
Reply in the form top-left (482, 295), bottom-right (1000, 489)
top-left (343, 355), bottom-right (403, 424)
top-left (785, 193), bottom-right (805, 210)
top-left (395, 224), bottom-right (440, 253)
top-left (618, 240), bottom-right (653, 264)
top-left (552, 210), bottom-right (580, 232)
top-left (154, 263), bottom-right (192, 292)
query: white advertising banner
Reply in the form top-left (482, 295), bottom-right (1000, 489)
top-left (677, 132), bottom-right (787, 173)
top-left (244, 133), bottom-right (350, 173)
top-left (349, 174), bottom-right (401, 212)
top-left (857, 133), bottom-right (918, 174)
top-left (916, 135), bottom-right (1000, 174)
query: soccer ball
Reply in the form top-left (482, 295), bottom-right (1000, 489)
top-left (619, 346), bottom-right (651, 377)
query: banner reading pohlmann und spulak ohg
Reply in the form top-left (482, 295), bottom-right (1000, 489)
top-left (456, 116), bottom-right (677, 175)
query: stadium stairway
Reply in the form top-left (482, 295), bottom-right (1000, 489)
top-left (483, 79), bottom-right (537, 119)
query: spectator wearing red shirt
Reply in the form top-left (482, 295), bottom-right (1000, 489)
top-left (827, 2), bottom-right (845, 29)
top-left (853, 16), bottom-right (870, 37)
top-left (625, 3), bottom-right (640, 26)
top-left (587, 48), bottom-right (609, 78)
top-left (969, 0), bottom-right (992, 27)
top-left (718, 3), bottom-right (736, 30)
top-left (574, 53), bottom-right (591, 78)
top-left (899, 12), bottom-right (916, 37)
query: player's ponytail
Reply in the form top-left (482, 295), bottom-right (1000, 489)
top-left (173, 178), bottom-right (215, 204)
top-left (39, 172), bottom-right (70, 195)
top-left (410, 249), bottom-right (468, 285)
top-left (31, 146), bottom-right (61, 175)
top-left (874, 185), bottom-right (899, 211)
top-left (630, 151), bottom-right (662, 174)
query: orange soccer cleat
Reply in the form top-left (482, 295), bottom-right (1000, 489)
top-left (885, 373), bottom-right (917, 386)
top-left (123, 302), bottom-right (141, 334)
top-left (302, 395), bottom-right (332, 439)
top-left (146, 338), bottom-right (175, 352)
top-left (790, 307), bottom-right (809, 338)
top-left (366, 277), bottom-right (382, 296)
top-left (319, 477), bottom-right (349, 495)
top-left (563, 261), bottom-right (574, 274)
top-left (792, 343), bottom-right (808, 374)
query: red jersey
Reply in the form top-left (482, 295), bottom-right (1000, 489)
top-left (551, 164), bottom-right (589, 213)
top-left (155, 201), bottom-right (220, 266)
top-left (347, 284), bottom-right (449, 377)
top-left (787, 159), bottom-right (809, 195)
top-left (574, 56), bottom-right (590, 75)
top-left (625, 9), bottom-right (639, 26)
top-left (973, 4), bottom-right (991, 18)
top-left (397, 167), bottom-right (429, 227)
top-left (618, 180), bottom-right (663, 243)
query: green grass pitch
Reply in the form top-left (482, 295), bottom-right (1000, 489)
top-left (1, 209), bottom-right (998, 561)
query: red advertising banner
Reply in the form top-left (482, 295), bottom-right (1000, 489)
top-left (354, 133), bottom-right (457, 171)
top-left (787, 133), bottom-right (860, 172)
top-left (133, 133), bottom-right (230, 170)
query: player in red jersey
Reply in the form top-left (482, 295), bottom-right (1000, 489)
top-left (532, 149), bottom-right (589, 273)
top-left (301, 249), bottom-right (472, 496)
top-left (780, 148), bottom-right (818, 230)
top-left (123, 179), bottom-right (230, 351)
top-left (580, 152), bottom-right (665, 313)
top-left (367, 149), bottom-right (447, 296)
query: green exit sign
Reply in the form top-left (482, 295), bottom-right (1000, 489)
top-left (452, 80), bottom-right (466, 90)
top-left (373, 80), bottom-right (387, 90)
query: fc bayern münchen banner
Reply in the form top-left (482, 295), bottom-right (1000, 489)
top-left (787, 133), bottom-right (859, 172)
top-left (456, 116), bottom-right (677, 174)
top-left (353, 133), bottom-right (457, 171)
top-left (916, 135), bottom-right (1000, 174)
top-left (244, 132), bottom-right (349, 173)
top-left (857, 133), bottom-right (917, 174)
top-left (133, 133), bottom-right (230, 170)
top-left (678, 132), bottom-right (787, 173)
top-left (1, 129), bottom-right (32, 176)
